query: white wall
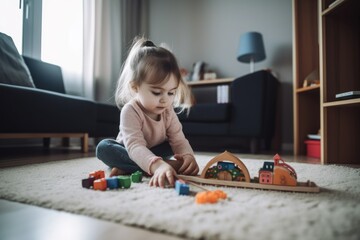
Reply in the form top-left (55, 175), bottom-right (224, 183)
top-left (148, 0), bottom-right (293, 149)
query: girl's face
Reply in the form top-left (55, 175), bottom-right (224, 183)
top-left (134, 74), bottom-right (178, 120)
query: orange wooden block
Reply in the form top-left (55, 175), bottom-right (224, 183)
top-left (195, 190), bottom-right (227, 204)
top-left (213, 190), bottom-right (227, 199)
top-left (89, 170), bottom-right (105, 180)
top-left (93, 178), bottom-right (107, 191)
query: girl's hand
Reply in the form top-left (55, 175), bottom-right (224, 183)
top-left (149, 161), bottom-right (177, 188)
top-left (174, 154), bottom-right (199, 175)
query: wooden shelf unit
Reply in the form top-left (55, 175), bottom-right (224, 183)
top-left (293, 0), bottom-right (360, 164)
top-left (186, 78), bottom-right (234, 104)
top-left (320, 0), bottom-right (360, 164)
top-left (292, 0), bottom-right (320, 157)
top-left (186, 78), bottom-right (234, 86)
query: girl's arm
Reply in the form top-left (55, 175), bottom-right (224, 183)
top-left (166, 109), bottom-right (199, 175)
top-left (120, 104), bottom-right (159, 174)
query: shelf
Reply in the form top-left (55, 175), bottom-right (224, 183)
top-left (323, 98), bottom-right (360, 107)
top-left (296, 85), bottom-right (320, 93)
top-left (322, 0), bottom-right (347, 15)
top-left (187, 78), bottom-right (234, 86)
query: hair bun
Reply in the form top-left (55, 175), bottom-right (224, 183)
top-left (143, 40), bottom-right (156, 47)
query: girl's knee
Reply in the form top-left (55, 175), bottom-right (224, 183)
top-left (96, 139), bottom-right (115, 158)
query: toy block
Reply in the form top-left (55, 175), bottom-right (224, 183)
top-left (175, 180), bottom-right (189, 195)
top-left (195, 190), bottom-right (227, 204)
top-left (81, 176), bottom-right (95, 189)
top-left (106, 177), bottom-right (119, 189)
top-left (212, 190), bottom-right (227, 200)
top-left (131, 171), bottom-right (143, 183)
top-left (89, 170), bottom-right (105, 180)
top-left (93, 178), bottom-right (107, 191)
top-left (118, 176), bottom-right (131, 188)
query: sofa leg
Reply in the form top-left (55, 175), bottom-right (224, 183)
top-left (81, 133), bottom-right (89, 153)
top-left (62, 137), bottom-right (70, 147)
top-left (43, 138), bottom-right (50, 148)
top-left (250, 138), bottom-right (259, 154)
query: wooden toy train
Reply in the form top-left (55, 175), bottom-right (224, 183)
top-left (179, 151), bottom-right (320, 193)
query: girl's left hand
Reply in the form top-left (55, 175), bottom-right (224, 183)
top-left (174, 154), bottom-right (199, 175)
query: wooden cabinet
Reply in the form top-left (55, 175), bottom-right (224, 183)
top-left (320, 0), bottom-right (360, 164)
top-left (293, 0), bottom-right (360, 164)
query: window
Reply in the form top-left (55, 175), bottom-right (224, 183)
top-left (1, 0), bottom-right (84, 95)
top-left (41, 0), bottom-right (83, 75)
top-left (0, 0), bottom-right (23, 52)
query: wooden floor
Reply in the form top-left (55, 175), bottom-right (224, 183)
top-left (0, 143), bottom-right (322, 240)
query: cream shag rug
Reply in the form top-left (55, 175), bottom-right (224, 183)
top-left (0, 153), bottom-right (359, 240)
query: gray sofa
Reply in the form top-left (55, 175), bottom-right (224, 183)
top-left (0, 33), bottom-right (119, 151)
top-left (178, 70), bottom-right (279, 153)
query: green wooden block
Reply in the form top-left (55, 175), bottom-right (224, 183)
top-left (131, 171), bottom-right (143, 183)
top-left (118, 176), bottom-right (131, 188)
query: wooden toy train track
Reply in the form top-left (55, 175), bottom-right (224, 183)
top-left (179, 151), bottom-right (320, 193)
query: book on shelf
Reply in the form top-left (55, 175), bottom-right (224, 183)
top-left (335, 91), bottom-right (360, 100)
top-left (217, 85), bottom-right (229, 103)
top-left (307, 134), bottom-right (320, 140)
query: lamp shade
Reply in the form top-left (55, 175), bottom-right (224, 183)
top-left (237, 32), bottom-right (266, 63)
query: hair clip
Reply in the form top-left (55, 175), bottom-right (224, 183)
top-left (143, 40), bottom-right (155, 47)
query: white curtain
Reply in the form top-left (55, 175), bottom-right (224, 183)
top-left (83, 0), bottom-right (148, 103)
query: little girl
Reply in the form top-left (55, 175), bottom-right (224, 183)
top-left (96, 37), bottom-right (199, 188)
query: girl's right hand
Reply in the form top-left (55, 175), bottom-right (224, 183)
top-left (149, 161), bottom-right (177, 188)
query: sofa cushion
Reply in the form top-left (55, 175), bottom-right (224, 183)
top-left (22, 56), bottom-right (66, 93)
top-left (0, 83), bottom-right (96, 133)
top-left (0, 32), bottom-right (35, 88)
top-left (96, 102), bottom-right (120, 123)
top-left (177, 103), bottom-right (230, 122)
top-left (182, 122), bottom-right (229, 136)
top-left (90, 102), bottom-right (120, 137)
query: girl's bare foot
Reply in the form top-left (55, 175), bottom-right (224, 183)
top-left (110, 167), bottom-right (126, 177)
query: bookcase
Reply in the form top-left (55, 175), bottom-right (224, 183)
top-left (292, 0), bottom-right (320, 157)
top-left (293, 0), bottom-right (360, 164)
top-left (320, 0), bottom-right (360, 164)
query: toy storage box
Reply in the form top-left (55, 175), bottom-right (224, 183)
top-left (304, 140), bottom-right (321, 158)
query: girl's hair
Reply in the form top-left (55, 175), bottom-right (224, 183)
top-left (115, 37), bottom-right (193, 112)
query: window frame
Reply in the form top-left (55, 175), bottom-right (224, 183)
top-left (22, 0), bottom-right (42, 59)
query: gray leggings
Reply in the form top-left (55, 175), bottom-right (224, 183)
top-left (96, 139), bottom-right (174, 174)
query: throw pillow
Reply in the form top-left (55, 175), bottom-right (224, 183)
top-left (0, 32), bottom-right (35, 88)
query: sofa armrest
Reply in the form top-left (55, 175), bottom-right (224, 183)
top-left (230, 70), bottom-right (278, 138)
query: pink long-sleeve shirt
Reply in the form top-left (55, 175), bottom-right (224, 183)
top-left (116, 99), bottom-right (194, 174)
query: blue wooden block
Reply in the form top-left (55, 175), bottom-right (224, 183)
top-left (175, 180), bottom-right (189, 195)
top-left (106, 177), bottom-right (119, 189)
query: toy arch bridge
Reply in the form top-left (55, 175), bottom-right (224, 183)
top-left (200, 151), bottom-right (250, 182)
